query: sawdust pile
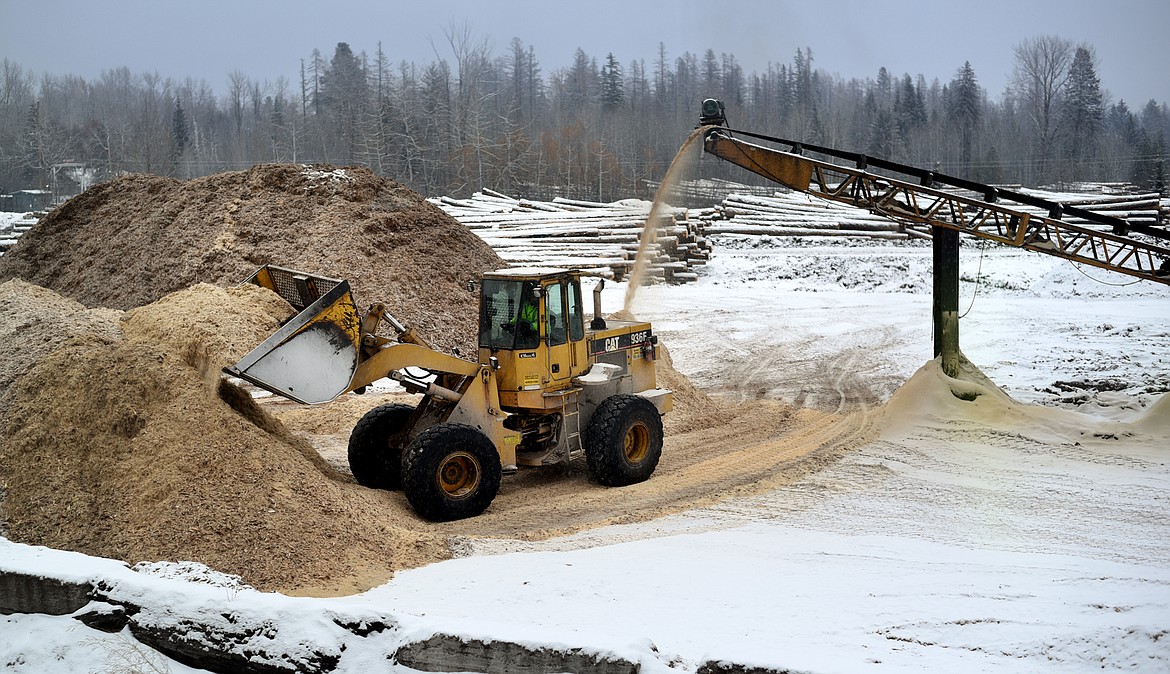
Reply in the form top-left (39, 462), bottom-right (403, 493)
top-left (604, 308), bottom-right (733, 434)
top-left (0, 164), bottom-right (503, 353)
top-left (0, 280), bottom-right (449, 594)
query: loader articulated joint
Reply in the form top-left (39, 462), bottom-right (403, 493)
top-left (389, 370), bottom-right (462, 403)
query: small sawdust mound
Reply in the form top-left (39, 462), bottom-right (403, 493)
top-left (122, 282), bottom-right (295, 373)
top-left (0, 281), bottom-right (448, 594)
top-left (0, 164), bottom-right (503, 353)
top-left (0, 279), bottom-right (122, 417)
top-left (654, 341), bottom-right (738, 434)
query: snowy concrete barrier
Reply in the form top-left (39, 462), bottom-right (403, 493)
top-left (0, 568), bottom-right (93, 616)
top-left (126, 614), bottom-right (342, 674)
top-left (394, 633), bottom-right (639, 674)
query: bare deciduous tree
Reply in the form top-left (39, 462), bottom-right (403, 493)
top-left (1012, 35), bottom-right (1073, 177)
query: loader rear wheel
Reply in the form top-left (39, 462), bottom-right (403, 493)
top-left (584, 394), bottom-right (663, 487)
top-left (402, 423), bottom-right (501, 522)
top-left (347, 403), bottom-right (414, 490)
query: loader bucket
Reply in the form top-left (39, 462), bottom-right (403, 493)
top-left (224, 266), bottom-right (363, 404)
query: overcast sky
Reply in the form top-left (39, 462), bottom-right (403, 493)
top-left (2, 0), bottom-right (1168, 109)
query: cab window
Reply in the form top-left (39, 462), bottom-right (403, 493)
top-left (567, 280), bottom-right (585, 341)
top-left (479, 279), bottom-right (540, 350)
top-left (545, 282), bottom-right (567, 346)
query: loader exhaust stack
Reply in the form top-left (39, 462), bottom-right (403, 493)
top-left (591, 278), bottom-right (607, 330)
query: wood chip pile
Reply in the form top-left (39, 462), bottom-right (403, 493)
top-left (0, 164), bottom-right (504, 354)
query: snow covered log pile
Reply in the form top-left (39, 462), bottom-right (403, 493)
top-left (0, 212), bottom-right (40, 256)
top-left (1009, 184), bottom-right (1166, 229)
top-left (693, 184), bottom-right (1165, 244)
top-left (429, 189), bottom-right (712, 284)
top-left (693, 190), bottom-right (927, 241)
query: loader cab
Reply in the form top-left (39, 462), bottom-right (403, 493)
top-left (478, 268), bottom-right (588, 409)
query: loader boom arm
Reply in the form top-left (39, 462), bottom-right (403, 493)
top-left (703, 126), bottom-right (1170, 286)
top-left (225, 265), bottom-right (482, 404)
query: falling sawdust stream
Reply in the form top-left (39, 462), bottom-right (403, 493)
top-left (623, 125), bottom-right (716, 312)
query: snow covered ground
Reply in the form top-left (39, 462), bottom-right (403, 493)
top-left (656, 236), bottom-right (1168, 414)
top-left (3, 233), bottom-right (1168, 673)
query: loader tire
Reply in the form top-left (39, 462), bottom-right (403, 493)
top-left (584, 394), bottom-right (663, 487)
top-left (402, 423), bottom-right (501, 522)
top-left (348, 403), bottom-right (414, 490)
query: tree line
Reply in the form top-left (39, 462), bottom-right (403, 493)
top-left (2, 29), bottom-right (1167, 203)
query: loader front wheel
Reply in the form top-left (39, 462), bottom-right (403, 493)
top-left (348, 403), bottom-right (414, 490)
top-left (584, 394), bottom-right (663, 487)
top-left (402, 423), bottom-right (501, 521)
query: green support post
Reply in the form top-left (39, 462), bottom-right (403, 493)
top-left (932, 226), bottom-right (960, 377)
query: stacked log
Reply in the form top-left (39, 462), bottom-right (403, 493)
top-left (436, 183), bottom-right (1165, 281)
top-left (693, 185), bottom-right (1165, 244)
top-left (429, 189), bottom-right (711, 284)
top-left (696, 191), bottom-right (919, 240)
top-left (0, 212), bottom-right (41, 256)
top-left (966, 185), bottom-right (1165, 231)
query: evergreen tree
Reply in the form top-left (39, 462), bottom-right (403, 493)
top-left (525, 45), bottom-right (542, 120)
top-left (626, 58), bottom-right (647, 112)
top-left (270, 94), bottom-right (287, 161)
top-left (675, 51), bottom-right (698, 111)
top-left (876, 67), bottom-right (892, 108)
top-left (701, 49), bottom-right (719, 95)
top-left (1140, 99), bottom-right (1169, 141)
top-left (1131, 129), bottom-right (1156, 189)
top-left (1061, 45), bottom-right (1103, 178)
top-left (947, 61), bottom-right (982, 176)
top-left (868, 108), bottom-right (898, 158)
top-left (896, 74), bottom-right (927, 132)
top-left (318, 42), bottom-right (369, 161)
top-left (1107, 100), bottom-right (1137, 145)
top-left (653, 42), bottom-right (670, 108)
top-left (793, 48), bottom-right (813, 111)
top-left (170, 98), bottom-right (189, 174)
top-left (721, 52), bottom-right (744, 105)
top-left (977, 145), bottom-right (1004, 184)
top-left (507, 38), bottom-right (528, 121)
top-left (567, 48), bottom-right (596, 109)
top-left (600, 52), bottom-right (624, 110)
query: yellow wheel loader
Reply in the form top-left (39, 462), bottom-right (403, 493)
top-left (225, 265), bottom-right (672, 521)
